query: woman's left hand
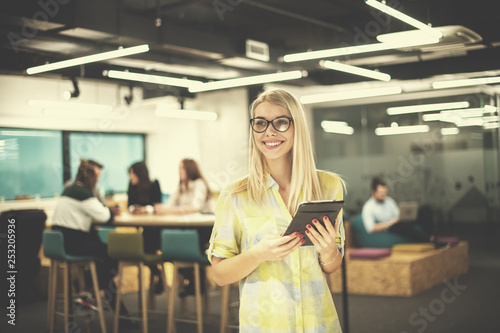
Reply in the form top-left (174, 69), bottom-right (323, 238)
top-left (305, 215), bottom-right (339, 258)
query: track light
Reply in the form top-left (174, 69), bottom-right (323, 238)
top-left (63, 78), bottom-right (80, 100)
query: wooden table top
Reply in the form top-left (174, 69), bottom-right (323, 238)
top-left (107, 212), bottom-right (215, 227)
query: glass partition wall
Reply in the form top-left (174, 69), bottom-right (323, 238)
top-left (313, 92), bottom-right (500, 232)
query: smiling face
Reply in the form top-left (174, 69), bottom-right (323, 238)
top-left (252, 101), bottom-right (294, 163)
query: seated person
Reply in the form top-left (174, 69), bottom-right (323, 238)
top-left (155, 158), bottom-right (214, 297)
top-left (360, 177), bottom-right (432, 244)
top-left (65, 158), bottom-right (120, 216)
top-left (127, 161), bottom-right (163, 293)
top-left (52, 160), bottom-right (134, 325)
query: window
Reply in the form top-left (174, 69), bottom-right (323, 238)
top-left (0, 128), bottom-right (145, 201)
top-left (68, 132), bottom-right (145, 196)
top-left (0, 128), bottom-right (63, 200)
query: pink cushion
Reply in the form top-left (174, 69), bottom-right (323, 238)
top-left (436, 237), bottom-right (460, 246)
top-left (349, 248), bottom-right (392, 260)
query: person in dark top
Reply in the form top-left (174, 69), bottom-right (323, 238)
top-left (127, 161), bottom-right (164, 293)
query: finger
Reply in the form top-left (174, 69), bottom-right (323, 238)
top-left (322, 215), bottom-right (336, 234)
top-left (306, 224), bottom-right (328, 248)
top-left (311, 220), bottom-right (334, 245)
top-left (281, 236), bottom-right (305, 256)
top-left (278, 232), bottom-right (301, 245)
top-left (305, 228), bottom-right (321, 249)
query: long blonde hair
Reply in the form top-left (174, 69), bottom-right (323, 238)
top-left (231, 88), bottom-right (328, 214)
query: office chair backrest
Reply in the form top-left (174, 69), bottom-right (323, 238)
top-left (161, 229), bottom-right (204, 262)
top-left (107, 232), bottom-right (145, 261)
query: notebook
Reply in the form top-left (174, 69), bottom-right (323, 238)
top-left (398, 201), bottom-right (419, 222)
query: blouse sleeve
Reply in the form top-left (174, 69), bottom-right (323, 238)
top-left (189, 179), bottom-right (209, 212)
top-left (207, 187), bottom-right (242, 263)
top-left (150, 180), bottom-right (163, 204)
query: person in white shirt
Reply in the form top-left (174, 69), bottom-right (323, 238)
top-left (361, 176), bottom-right (431, 242)
top-left (154, 158), bottom-right (214, 297)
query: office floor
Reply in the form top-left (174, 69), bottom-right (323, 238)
top-left (4, 223), bottom-right (500, 333)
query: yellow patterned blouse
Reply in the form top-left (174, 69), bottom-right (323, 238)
top-left (208, 170), bottom-right (345, 333)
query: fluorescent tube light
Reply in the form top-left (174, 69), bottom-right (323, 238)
top-left (387, 101), bottom-right (470, 115)
top-left (455, 118), bottom-right (484, 127)
top-left (375, 124), bottom-right (429, 136)
top-left (42, 108), bottom-right (120, 118)
top-left (321, 120), bottom-right (354, 135)
top-left (26, 44), bottom-right (149, 75)
top-left (27, 99), bottom-right (113, 112)
top-left (484, 122), bottom-right (499, 129)
top-left (422, 113), bottom-right (442, 121)
top-left (188, 70), bottom-right (305, 93)
top-left (300, 86), bottom-right (402, 104)
top-left (320, 60), bottom-right (391, 81)
top-left (441, 128), bottom-right (459, 135)
top-left (105, 70), bottom-right (202, 89)
top-left (432, 76), bottom-right (500, 89)
top-left (282, 38), bottom-right (439, 63)
top-left (365, 0), bottom-right (442, 38)
top-left (155, 105), bottom-right (217, 120)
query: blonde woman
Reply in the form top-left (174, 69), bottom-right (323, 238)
top-left (208, 88), bottom-right (345, 332)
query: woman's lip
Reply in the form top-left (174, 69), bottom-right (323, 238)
top-left (263, 141), bottom-right (284, 149)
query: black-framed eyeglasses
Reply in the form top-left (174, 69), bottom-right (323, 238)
top-left (249, 116), bottom-right (293, 133)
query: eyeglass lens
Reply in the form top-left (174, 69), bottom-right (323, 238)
top-left (251, 117), bottom-right (291, 132)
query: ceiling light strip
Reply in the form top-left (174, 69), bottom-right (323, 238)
top-left (387, 101), bottom-right (470, 115)
top-left (188, 70), bottom-right (305, 93)
top-left (300, 86), bottom-right (402, 104)
top-left (321, 60), bottom-right (391, 81)
top-left (26, 44), bottom-right (150, 75)
top-left (283, 38), bottom-right (438, 63)
top-left (365, 0), bottom-right (442, 38)
top-left (375, 124), bottom-right (429, 136)
top-left (155, 108), bottom-right (217, 120)
top-left (432, 76), bottom-right (500, 89)
top-left (441, 128), bottom-right (459, 135)
top-left (106, 70), bottom-right (202, 88)
top-left (27, 99), bottom-right (113, 112)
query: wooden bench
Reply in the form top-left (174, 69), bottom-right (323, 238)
top-left (326, 241), bottom-right (469, 296)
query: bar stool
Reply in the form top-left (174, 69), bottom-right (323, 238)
top-left (43, 229), bottom-right (107, 333)
top-left (107, 231), bottom-right (167, 333)
top-left (161, 229), bottom-right (210, 333)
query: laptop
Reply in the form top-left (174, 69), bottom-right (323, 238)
top-left (398, 201), bottom-right (419, 222)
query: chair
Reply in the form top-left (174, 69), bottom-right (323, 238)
top-left (43, 230), bottom-right (107, 333)
top-left (161, 229), bottom-right (210, 333)
top-left (107, 231), bottom-right (167, 333)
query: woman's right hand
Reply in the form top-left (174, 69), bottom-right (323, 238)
top-left (251, 232), bottom-right (304, 263)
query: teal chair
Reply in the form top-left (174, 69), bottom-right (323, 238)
top-left (107, 231), bottom-right (167, 333)
top-left (96, 226), bottom-right (116, 244)
top-left (43, 229), bottom-right (107, 333)
top-left (350, 214), bottom-right (412, 248)
top-left (161, 229), bottom-right (210, 333)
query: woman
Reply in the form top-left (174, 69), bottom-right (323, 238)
top-left (127, 161), bottom-right (162, 214)
top-left (208, 88), bottom-right (346, 332)
top-left (52, 160), bottom-right (135, 326)
top-left (127, 161), bottom-right (163, 293)
top-left (155, 158), bottom-right (214, 296)
top-left (154, 158), bottom-right (214, 215)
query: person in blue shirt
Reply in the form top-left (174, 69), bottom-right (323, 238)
top-left (361, 176), bottom-right (432, 242)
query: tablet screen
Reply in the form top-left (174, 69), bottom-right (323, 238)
top-left (284, 200), bottom-right (344, 246)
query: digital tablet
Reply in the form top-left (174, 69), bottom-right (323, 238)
top-left (284, 200), bottom-right (344, 246)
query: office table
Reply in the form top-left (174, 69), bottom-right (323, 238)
top-left (110, 212), bottom-right (215, 227)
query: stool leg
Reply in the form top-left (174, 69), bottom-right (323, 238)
top-left (219, 285), bottom-right (230, 333)
top-left (114, 262), bottom-right (124, 333)
top-left (194, 263), bottom-right (203, 333)
top-left (63, 263), bottom-right (70, 333)
top-left (48, 260), bottom-right (58, 333)
top-left (168, 263), bottom-right (178, 333)
top-left (89, 261), bottom-right (107, 333)
top-left (139, 262), bottom-right (148, 333)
